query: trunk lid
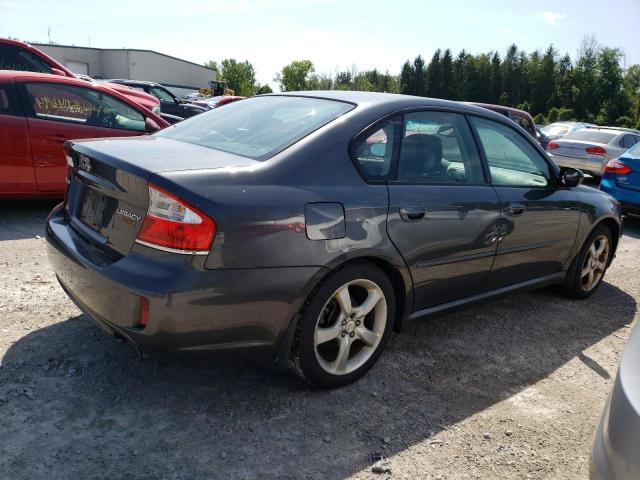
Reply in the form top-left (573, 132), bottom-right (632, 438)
top-left (550, 140), bottom-right (603, 159)
top-left (64, 136), bottom-right (257, 258)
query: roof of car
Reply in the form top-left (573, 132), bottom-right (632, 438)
top-left (0, 70), bottom-right (85, 83)
top-left (109, 79), bottom-right (163, 87)
top-left (268, 90), bottom-right (505, 117)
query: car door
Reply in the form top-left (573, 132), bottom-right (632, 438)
top-left (380, 110), bottom-right (501, 311)
top-left (0, 82), bottom-right (35, 194)
top-left (469, 116), bottom-right (582, 289)
top-left (17, 80), bottom-right (148, 192)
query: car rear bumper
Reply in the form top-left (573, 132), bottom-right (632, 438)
top-left (600, 180), bottom-right (640, 216)
top-left (548, 153), bottom-right (608, 176)
top-left (46, 204), bottom-right (325, 363)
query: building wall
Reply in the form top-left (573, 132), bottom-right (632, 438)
top-left (33, 44), bottom-right (216, 89)
top-left (128, 51), bottom-right (215, 89)
top-left (35, 45), bottom-right (102, 77)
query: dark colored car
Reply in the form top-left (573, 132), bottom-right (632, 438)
top-left (590, 320), bottom-right (640, 480)
top-left (600, 142), bottom-right (640, 218)
top-left (108, 79), bottom-right (207, 119)
top-left (46, 92), bottom-right (621, 387)
top-left (0, 37), bottom-right (162, 115)
top-left (0, 71), bottom-right (168, 198)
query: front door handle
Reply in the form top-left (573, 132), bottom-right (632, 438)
top-left (507, 203), bottom-right (526, 216)
top-left (399, 206), bottom-right (427, 222)
top-left (44, 134), bottom-right (68, 144)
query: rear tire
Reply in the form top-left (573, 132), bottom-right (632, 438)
top-left (288, 263), bottom-right (395, 388)
top-left (561, 225), bottom-right (612, 299)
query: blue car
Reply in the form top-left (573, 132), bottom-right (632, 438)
top-left (600, 142), bottom-right (640, 219)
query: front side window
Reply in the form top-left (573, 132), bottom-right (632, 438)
top-left (157, 96), bottom-right (354, 160)
top-left (396, 111), bottom-right (484, 184)
top-left (149, 87), bottom-right (176, 103)
top-left (353, 118), bottom-right (397, 178)
top-left (471, 117), bottom-right (551, 187)
top-left (23, 82), bottom-right (146, 131)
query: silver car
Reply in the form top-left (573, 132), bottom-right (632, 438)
top-left (590, 320), bottom-right (640, 479)
top-left (541, 121), bottom-right (596, 140)
top-left (547, 128), bottom-right (640, 176)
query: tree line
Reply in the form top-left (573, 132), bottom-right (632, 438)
top-left (206, 36), bottom-right (640, 129)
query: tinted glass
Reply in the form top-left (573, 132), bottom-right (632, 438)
top-left (353, 118), bottom-right (397, 178)
top-left (621, 134), bottom-right (639, 149)
top-left (157, 96), bottom-right (354, 160)
top-left (0, 44), bottom-right (52, 73)
top-left (0, 83), bottom-right (23, 116)
top-left (564, 130), bottom-right (616, 143)
top-left (397, 111), bottom-right (484, 184)
top-left (149, 87), bottom-right (175, 103)
top-left (471, 117), bottom-right (550, 187)
top-left (24, 82), bottom-right (145, 131)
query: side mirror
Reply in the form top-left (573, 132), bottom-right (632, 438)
top-left (559, 167), bottom-right (584, 188)
top-left (50, 68), bottom-right (67, 77)
top-left (369, 143), bottom-right (387, 157)
top-left (145, 117), bottom-right (161, 133)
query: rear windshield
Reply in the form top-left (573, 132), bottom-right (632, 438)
top-left (156, 96), bottom-right (354, 160)
top-left (563, 130), bottom-right (617, 143)
top-left (541, 124), bottom-right (570, 137)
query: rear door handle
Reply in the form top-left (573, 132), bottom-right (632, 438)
top-left (507, 203), bottom-right (526, 216)
top-left (399, 206), bottom-right (427, 222)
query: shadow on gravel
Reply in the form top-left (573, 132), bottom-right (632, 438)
top-left (0, 200), bottom-right (59, 241)
top-left (1, 281), bottom-right (635, 479)
top-left (623, 217), bottom-right (640, 239)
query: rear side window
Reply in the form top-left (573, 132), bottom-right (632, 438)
top-left (397, 111), bottom-right (484, 184)
top-left (0, 83), bottom-right (23, 116)
top-left (157, 96), bottom-right (354, 160)
top-left (22, 82), bottom-right (146, 131)
top-left (471, 116), bottom-right (551, 187)
top-left (0, 44), bottom-right (53, 73)
top-left (353, 118), bottom-right (398, 178)
top-left (621, 134), bottom-right (639, 149)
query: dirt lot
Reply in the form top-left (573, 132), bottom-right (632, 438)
top-left (1, 199), bottom-right (638, 480)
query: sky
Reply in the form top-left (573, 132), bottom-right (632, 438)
top-left (1, 0), bottom-right (639, 90)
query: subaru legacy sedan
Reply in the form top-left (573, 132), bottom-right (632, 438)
top-left (46, 92), bottom-right (621, 387)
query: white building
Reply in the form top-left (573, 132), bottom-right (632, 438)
top-left (34, 43), bottom-right (216, 97)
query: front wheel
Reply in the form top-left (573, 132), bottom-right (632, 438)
top-left (289, 263), bottom-right (395, 388)
top-left (561, 225), bottom-right (613, 299)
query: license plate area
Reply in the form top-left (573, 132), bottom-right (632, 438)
top-left (78, 186), bottom-right (115, 236)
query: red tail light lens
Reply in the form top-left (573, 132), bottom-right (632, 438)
top-left (136, 184), bottom-right (216, 254)
top-left (586, 146), bottom-right (606, 155)
top-left (604, 159), bottom-right (632, 174)
top-left (547, 141), bottom-right (559, 151)
top-left (139, 297), bottom-right (149, 327)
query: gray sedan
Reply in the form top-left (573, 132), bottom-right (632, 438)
top-left (46, 92), bottom-right (622, 387)
top-left (591, 320), bottom-right (640, 479)
top-left (547, 127), bottom-right (640, 176)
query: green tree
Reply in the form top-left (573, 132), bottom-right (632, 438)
top-left (207, 59), bottom-right (257, 96)
top-left (596, 47), bottom-right (629, 124)
top-left (573, 35), bottom-right (601, 120)
top-left (425, 50), bottom-right (441, 97)
top-left (413, 55), bottom-right (428, 96)
top-left (275, 60), bottom-right (315, 91)
top-left (441, 49), bottom-right (454, 99)
top-left (400, 60), bottom-right (415, 95)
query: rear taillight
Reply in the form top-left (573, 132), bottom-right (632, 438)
top-left (604, 159), bottom-right (632, 174)
top-left (547, 141), bottom-right (559, 151)
top-left (136, 184), bottom-right (216, 254)
top-left (586, 146), bottom-right (606, 155)
top-left (139, 297), bottom-right (149, 327)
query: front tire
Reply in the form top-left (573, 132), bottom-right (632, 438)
top-left (562, 225), bottom-right (612, 299)
top-left (289, 263), bottom-right (395, 388)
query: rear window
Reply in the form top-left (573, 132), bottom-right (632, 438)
top-left (156, 96), bottom-right (354, 160)
top-left (564, 130), bottom-right (617, 143)
top-left (0, 44), bottom-right (53, 73)
top-left (541, 124), bottom-right (570, 137)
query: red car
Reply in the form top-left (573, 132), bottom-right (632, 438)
top-left (0, 71), bottom-right (169, 198)
top-left (0, 38), bottom-right (161, 115)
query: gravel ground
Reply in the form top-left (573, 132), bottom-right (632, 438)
top-left (1, 199), bottom-right (638, 480)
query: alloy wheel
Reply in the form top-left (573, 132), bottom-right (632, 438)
top-left (313, 279), bottom-right (387, 376)
top-left (581, 234), bottom-right (609, 292)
